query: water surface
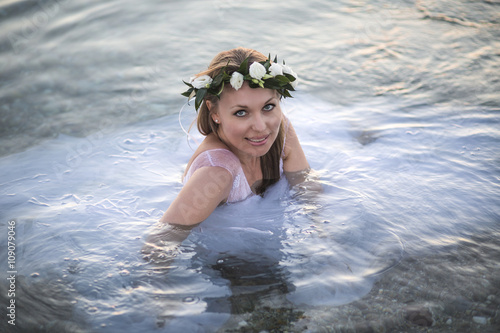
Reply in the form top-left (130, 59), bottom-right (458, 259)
top-left (1, 0), bottom-right (499, 332)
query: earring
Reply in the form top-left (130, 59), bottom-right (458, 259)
top-left (214, 119), bottom-right (219, 123)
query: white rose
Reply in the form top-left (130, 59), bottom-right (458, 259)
top-left (230, 72), bottom-right (244, 90)
top-left (190, 75), bottom-right (213, 89)
top-left (249, 62), bottom-right (266, 80)
top-left (269, 63), bottom-right (283, 77)
top-left (282, 65), bottom-right (298, 88)
top-left (282, 64), bottom-right (295, 77)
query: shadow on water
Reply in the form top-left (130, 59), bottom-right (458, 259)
top-left (208, 256), bottom-right (306, 332)
top-left (210, 255), bottom-right (293, 315)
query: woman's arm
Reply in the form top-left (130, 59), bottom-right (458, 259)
top-left (142, 166), bottom-right (233, 263)
top-left (281, 120), bottom-right (329, 238)
top-left (283, 121), bottom-right (322, 192)
top-left (283, 121), bottom-right (309, 177)
top-left (160, 166), bottom-right (233, 225)
top-left (142, 222), bottom-right (195, 265)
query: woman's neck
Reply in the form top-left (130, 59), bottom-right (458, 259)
top-left (215, 132), bottom-right (261, 172)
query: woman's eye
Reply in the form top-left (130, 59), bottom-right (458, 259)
top-left (234, 110), bottom-right (247, 117)
top-left (263, 104), bottom-right (275, 111)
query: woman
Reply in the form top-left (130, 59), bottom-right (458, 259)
top-left (143, 47), bottom-right (313, 260)
top-left (161, 47), bottom-right (310, 226)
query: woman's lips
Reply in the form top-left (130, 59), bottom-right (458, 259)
top-left (246, 135), bottom-right (269, 146)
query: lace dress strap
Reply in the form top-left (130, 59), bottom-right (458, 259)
top-left (183, 149), bottom-right (253, 203)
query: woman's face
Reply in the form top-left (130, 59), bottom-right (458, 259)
top-left (210, 82), bottom-right (282, 161)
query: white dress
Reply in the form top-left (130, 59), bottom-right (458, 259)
top-left (183, 148), bottom-right (254, 203)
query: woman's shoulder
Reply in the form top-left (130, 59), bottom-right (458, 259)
top-left (282, 119), bottom-right (310, 173)
top-left (184, 134), bottom-right (240, 178)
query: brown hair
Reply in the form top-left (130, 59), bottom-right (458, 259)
top-left (195, 47), bottom-right (285, 195)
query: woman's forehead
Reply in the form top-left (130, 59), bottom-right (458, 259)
top-left (219, 83), bottom-right (277, 107)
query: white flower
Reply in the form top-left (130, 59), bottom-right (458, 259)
top-left (282, 64), bottom-right (295, 77)
top-left (190, 75), bottom-right (213, 89)
top-left (269, 63), bottom-right (283, 77)
top-left (282, 64), bottom-right (298, 88)
top-left (249, 62), bottom-right (266, 80)
top-left (230, 72), bottom-right (244, 90)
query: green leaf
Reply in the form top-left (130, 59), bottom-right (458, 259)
top-left (262, 57), bottom-right (271, 70)
top-left (284, 73), bottom-right (296, 82)
top-left (281, 89), bottom-right (292, 98)
top-left (212, 73), bottom-right (223, 87)
top-left (275, 75), bottom-right (290, 84)
top-left (248, 80), bottom-right (258, 89)
top-left (195, 88), bottom-right (207, 110)
top-left (181, 87), bottom-right (194, 98)
top-left (263, 78), bottom-right (282, 90)
top-left (239, 57), bottom-right (249, 75)
top-left (215, 81), bottom-right (225, 96)
top-left (222, 71), bottom-right (231, 81)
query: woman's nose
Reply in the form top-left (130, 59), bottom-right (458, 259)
top-left (252, 113), bottom-right (266, 131)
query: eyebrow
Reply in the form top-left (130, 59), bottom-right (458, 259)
top-left (230, 96), bottom-right (277, 109)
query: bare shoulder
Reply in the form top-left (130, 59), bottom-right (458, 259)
top-left (283, 121), bottom-right (299, 157)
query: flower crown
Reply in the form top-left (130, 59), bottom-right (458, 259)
top-left (181, 55), bottom-right (298, 111)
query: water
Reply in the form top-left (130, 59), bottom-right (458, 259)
top-left (1, 0), bottom-right (499, 332)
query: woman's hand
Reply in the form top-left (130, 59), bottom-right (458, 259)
top-left (141, 222), bottom-right (196, 266)
top-left (285, 168), bottom-right (323, 193)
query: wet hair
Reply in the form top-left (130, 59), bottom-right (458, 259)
top-left (195, 47), bottom-right (285, 195)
